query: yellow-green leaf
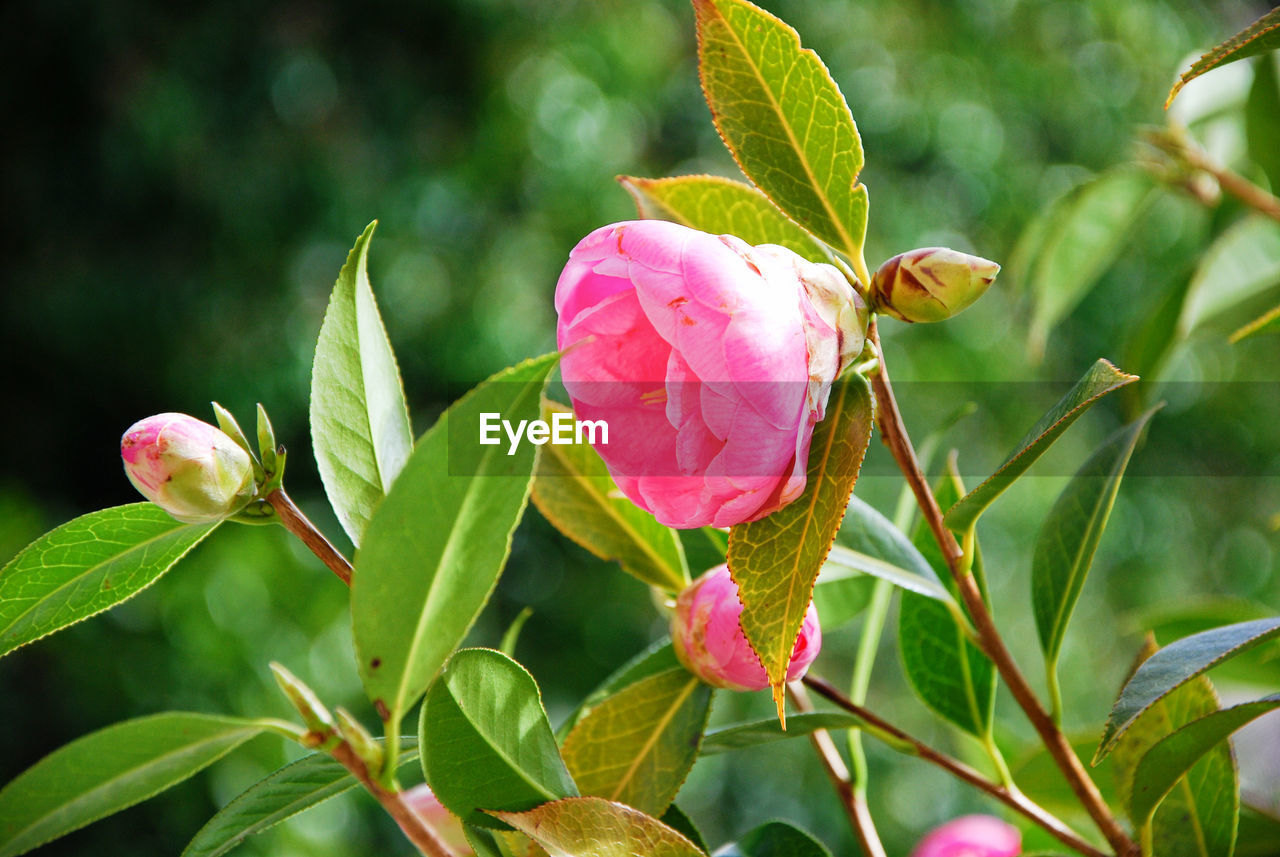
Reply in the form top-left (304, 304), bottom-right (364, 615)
top-left (560, 668), bottom-right (710, 817)
top-left (694, 0), bottom-right (868, 263)
top-left (1166, 8), bottom-right (1280, 108)
top-left (727, 374), bottom-right (873, 712)
top-left (492, 797), bottom-right (706, 857)
top-left (619, 175), bottom-right (830, 263)
top-left (532, 401), bottom-right (688, 593)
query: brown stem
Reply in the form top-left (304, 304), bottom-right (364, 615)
top-left (330, 740), bottom-right (459, 857)
top-left (788, 682), bottom-right (887, 857)
top-left (802, 675), bottom-right (1108, 857)
top-left (1178, 140), bottom-right (1280, 224)
top-left (267, 488), bottom-right (353, 585)
top-left (865, 320), bottom-right (1137, 857)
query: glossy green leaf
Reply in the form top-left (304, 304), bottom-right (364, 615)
top-left (660, 805), bottom-right (708, 855)
top-left (717, 821), bottom-right (832, 857)
top-left (944, 359), bottom-right (1137, 533)
top-left (1166, 8), bottom-right (1280, 108)
top-left (1110, 640), bottom-right (1238, 857)
top-left (810, 567), bottom-right (874, 628)
top-left (819, 545), bottom-right (949, 603)
top-left (1229, 301), bottom-right (1280, 343)
top-left (0, 713), bottom-right (266, 857)
top-left (700, 712), bottom-right (862, 755)
top-left (1024, 171), bottom-right (1157, 357)
top-left (1238, 805), bottom-right (1280, 857)
top-left (1246, 53), bottom-right (1280, 192)
top-left (492, 797), bottom-right (706, 857)
top-left (310, 221), bottom-right (414, 547)
top-left (354, 353), bottom-right (557, 730)
top-left (0, 504), bottom-right (219, 659)
top-left (561, 668), bottom-right (710, 816)
top-left (1131, 694), bottom-right (1280, 828)
top-left (420, 648), bottom-right (577, 829)
top-left (1135, 600), bottom-right (1280, 687)
top-left (1034, 408), bottom-right (1157, 666)
top-left (1097, 617), bottom-right (1280, 762)
top-left (500, 606), bottom-right (534, 658)
top-left (727, 374), bottom-right (873, 704)
top-left (900, 465), bottom-right (995, 738)
top-left (532, 400), bottom-right (688, 592)
top-left (694, 0), bottom-right (868, 261)
top-left (181, 739), bottom-right (420, 857)
top-left (1179, 216), bottom-right (1280, 336)
top-left (619, 175), bottom-right (829, 262)
top-left (559, 641), bottom-right (682, 741)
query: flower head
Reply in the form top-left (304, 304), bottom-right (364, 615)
top-left (556, 220), bottom-right (865, 528)
top-left (910, 815), bottom-right (1021, 857)
top-left (671, 563), bottom-right (821, 690)
top-left (121, 413), bottom-right (255, 523)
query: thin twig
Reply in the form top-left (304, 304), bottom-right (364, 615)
top-left (1146, 128), bottom-right (1280, 224)
top-left (865, 320), bottom-right (1137, 857)
top-left (330, 740), bottom-right (459, 857)
top-left (267, 488), bottom-right (354, 585)
top-left (802, 674), bottom-right (1109, 857)
top-left (788, 682), bottom-right (887, 857)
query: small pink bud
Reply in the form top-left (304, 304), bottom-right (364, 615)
top-left (910, 815), bottom-right (1021, 857)
top-left (671, 564), bottom-right (821, 691)
top-left (121, 413), bottom-right (255, 523)
top-left (556, 220), bottom-right (867, 529)
top-left (869, 247), bottom-right (999, 323)
top-left (402, 784), bottom-right (473, 855)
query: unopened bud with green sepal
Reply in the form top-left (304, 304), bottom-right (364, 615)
top-left (121, 413), bottom-right (255, 523)
top-left (868, 247), bottom-right (1000, 323)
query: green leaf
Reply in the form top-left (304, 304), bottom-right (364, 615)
top-left (727, 374), bottom-right (873, 705)
top-left (1024, 171), bottom-right (1158, 358)
top-left (693, 0), bottom-right (868, 262)
top-left (181, 739), bottom-right (420, 857)
top-left (899, 465), bottom-right (995, 738)
top-left (944, 359), bottom-right (1138, 533)
top-left (810, 568), bottom-right (874, 629)
top-left (420, 648), bottom-right (577, 829)
top-left (820, 545), bottom-right (949, 603)
top-left (679, 529), bottom-right (728, 577)
top-left (0, 713), bottom-right (266, 857)
top-left (1135, 600), bottom-right (1280, 687)
top-left (1096, 618), bottom-right (1280, 762)
top-left (1166, 8), bottom-right (1280, 108)
top-left (1246, 54), bottom-right (1280, 192)
top-left (310, 220), bottom-right (414, 547)
top-left (618, 175), bottom-right (829, 262)
top-left (826, 495), bottom-right (950, 602)
top-left (700, 712), bottom-right (862, 755)
top-left (560, 668), bottom-right (710, 816)
top-left (1238, 804), bottom-right (1280, 857)
top-left (717, 821), bottom-right (832, 857)
top-left (500, 606), bottom-right (534, 658)
top-left (559, 641), bottom-right (682, 741)
top-left (1130, 694), bottom-right (1280, 829)
top-left (1179, 216), bottom-right (1280, 336)
top-left (1229, 301), bottom-right (1280, 343)
top-left (492, 797), bottom-right (706, 857)
top-left (1034, 408), bottom-right (1157, 667)
top-left (660, 805), bottom-right (708, 855)
top-left (0, 504), bottom-right (219, 659)
top-left (1110, 639), bottom-right (1238, 857)
top-left (353, 352), bottom-right (557, 730)
top-left (532, 400), bottom-right (688, 592)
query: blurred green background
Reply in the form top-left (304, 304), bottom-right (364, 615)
top-left (2, 0), bottom-right (1279, 854)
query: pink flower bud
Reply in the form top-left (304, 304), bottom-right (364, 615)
top-left (556, 220), bottom-right (866, 529)
top-left (402, 784), bottom-right (473, 855)
top-left (869, 247), bottom-right (999, 323)
top-left (671, 564), bottom-right (821, 691)
top-left (121, 413), bottom-right (255, 523)
top-left (910, 815), bottom-right (1021, 857)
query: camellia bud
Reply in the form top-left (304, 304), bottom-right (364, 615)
top-left (402, 784), bottom-right (473, 856)
top-left (910, 815), bottom-right (1021, 857)
top-left (121, 413), bottom-right (255, 523)
top-left (671, 564), bottom-right (821, 691)
top-left (869, 247), bottom-right (999, 323)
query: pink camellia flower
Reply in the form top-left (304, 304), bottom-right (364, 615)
top-left (911, 815), bottom-right (1022, 857)
top-left (555, 220), bottom-right (866, 529)
top-left (121, 413), bottom-right (255, 523)
top-left (402, 784), bottom-right (473, 856)
top-left (671, 564), bottom-right (821, 690)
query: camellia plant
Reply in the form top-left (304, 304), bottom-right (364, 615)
top-left (2, 2), bottom-right (1280, 857)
